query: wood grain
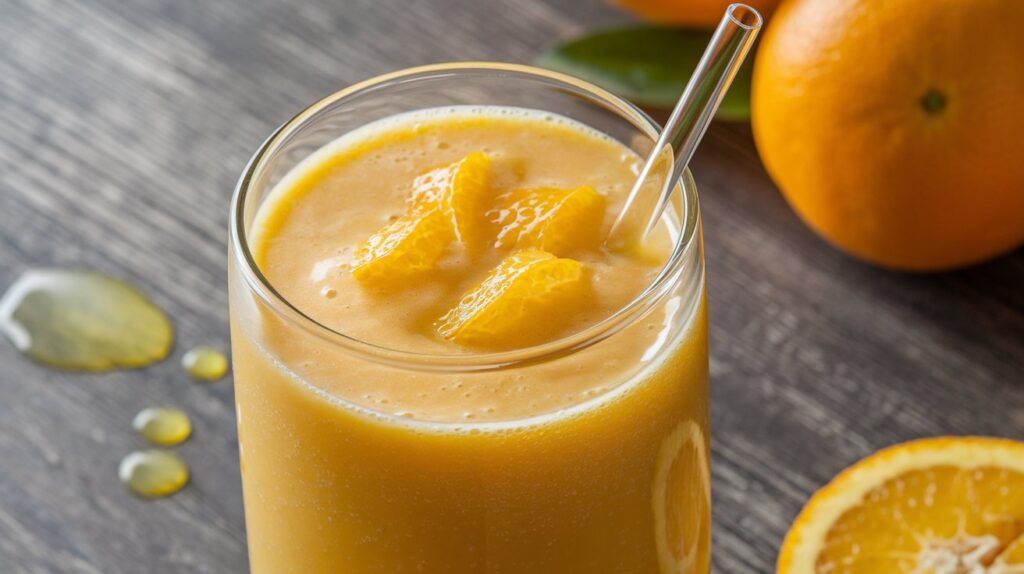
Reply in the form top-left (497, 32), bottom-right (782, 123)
top-left (1, 0), bottom-right (1021, 572)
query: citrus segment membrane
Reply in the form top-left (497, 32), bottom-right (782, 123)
top-left (436, 249), bottom-right (590, 348)
top-left (409, 151), bottom-right (492, 251)
top-left (351, 210), bottom-right (455, 288)
top-left (352, 152), bottom-right (490, 287)
top-left (490, 185), bottom-right (606, 254)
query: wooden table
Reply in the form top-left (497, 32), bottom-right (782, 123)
top-left (1, 0), bottom-right (1021, 572)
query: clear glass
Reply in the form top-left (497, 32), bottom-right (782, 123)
top-left (228, 63), bottom-right (709, 573)
top-left (611, 3), bottom-right (761, 242)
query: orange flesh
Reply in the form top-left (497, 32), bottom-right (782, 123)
top-left (435, 249), bottom-right (590, 348)
top-left (818, 466), bottom-right (1024, 573)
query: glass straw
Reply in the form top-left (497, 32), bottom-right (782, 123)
top-left (608, 4), bottom-right (763, 246)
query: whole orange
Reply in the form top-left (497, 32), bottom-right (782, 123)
top-left (614, 0), bottom-right (779, 26)
top-left (752, 0), bottom-right (1024, 270)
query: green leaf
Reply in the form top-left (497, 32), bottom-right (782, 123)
top-left (536, 25), bottom-right (753, 121)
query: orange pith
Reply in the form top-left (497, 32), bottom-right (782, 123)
top-left (436, 249), bottom-right (589, 348)
top-left (490, 185), bottom-right (606, 255)
top-left (777, 437), bottom-right (1024, 574)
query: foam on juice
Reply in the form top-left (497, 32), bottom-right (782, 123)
top-left (246, 106), bottom-right (699, 429)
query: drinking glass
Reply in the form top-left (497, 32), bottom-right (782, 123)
top-left (228, 62), bottom-right (709, 573)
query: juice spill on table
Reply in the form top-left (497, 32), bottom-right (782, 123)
top-left (118, 450), bottom-right (189, 498)
top-left (133, 407), bottom-right (192, 446)
top-left (231, 107), bottom-right (709, 572)
top-left (182, 346), bottom-right (229, 381)
top-left (0, 269), bottom-right (173, 371)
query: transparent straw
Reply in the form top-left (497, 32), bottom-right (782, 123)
top-left (608, 4), bottom-right (762, 247)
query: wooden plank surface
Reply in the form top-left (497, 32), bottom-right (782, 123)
top-left (1, 0), bottom-right (1021, 572)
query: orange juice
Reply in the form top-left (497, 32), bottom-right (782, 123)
top-left (229, 82), bottom-right (709, 572)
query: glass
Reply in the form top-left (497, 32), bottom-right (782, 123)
top-left (228, 62), bottom-right (709, 573)
top-left (611, 2), bottom-right (761, 243)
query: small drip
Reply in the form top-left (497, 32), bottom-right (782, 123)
top-left (182, 346), bottom-right (229, 382)
top-left (118, 450), bottom-right (189, 498)
top-left (132, 407), bottom-right (192, 446)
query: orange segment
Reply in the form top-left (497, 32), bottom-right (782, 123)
top-left (352, 152), bottom-right (489, 288)
top-left (351, 210), bottom-right (454, 288)
top-left (777, 437), bottom-right (1024, 574)
top-left (436, 249), bottom-right (589, 348)
top-left (490, 185), bottom-right (606, 255)
top-left (409, 151), bottom-right (491, 250)
top-left (995, 533), bottom-right (1024, 569)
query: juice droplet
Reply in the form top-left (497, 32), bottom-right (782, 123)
top-left (182, 346), bottom-right (228, 382)
top-left (132, 407), bottom-right (192, 446)
top-left (0, 269), bottom-right (173, 371)
top-left (118, 450), bottom-right (189, 498)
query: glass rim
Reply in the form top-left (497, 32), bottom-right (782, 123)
top-left (229, 61), bottom-right (702, 373)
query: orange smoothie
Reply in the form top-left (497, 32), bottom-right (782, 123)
top-left (229, 106), bottom-right (709, 573)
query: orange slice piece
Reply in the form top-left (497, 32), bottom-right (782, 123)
top-left (351, 210), bottom-right (454, 289)
top-left (437, 249), bottom-right (589, 348)
top-left (409, 151), bottom-right (491, 251)
top-left (653, 419), bottom-right (711, 574)
top-left (490, 185), bottom-right (606, 255)
top-left (778, 436), bottom-right (1024, 574)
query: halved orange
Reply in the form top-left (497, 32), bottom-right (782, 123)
top-left (436, 249), bottom-right (589, 348)
top-left (409, 151), bottom-right (491, 251)
top-left (490, 185), bottom-right (606, 255)
top-left (351, 210), bottom-right (454, 289)
top-left (778, 436), bottom-right (1024, 574)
